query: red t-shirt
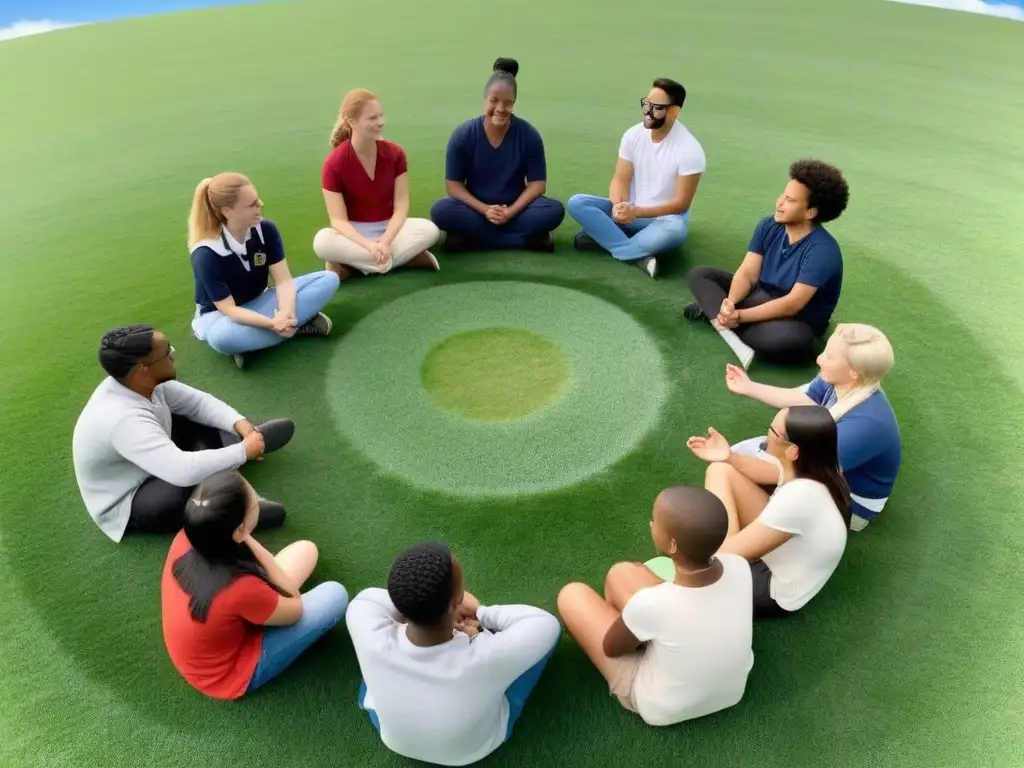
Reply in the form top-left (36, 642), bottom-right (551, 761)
top-left (160, 531), bottom-right (280, 700)
top-left (320, 139), bottom-right (408, 222)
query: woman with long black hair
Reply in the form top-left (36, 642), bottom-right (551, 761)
top-left (686, 405), bottom-right (849, 619)
top-left (160, 470), bottom-right (348, 699)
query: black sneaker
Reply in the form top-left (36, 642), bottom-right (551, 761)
top-left (683, 302), bottom-right (707, 321)
top-left (254, 419), bottom-right (295, 454)
top-left (255, 499), bottom-right (286, 530)
top-left (573, 232), bottom-right (603, 252)
top-left (296, 312), bottom-right (332, 337)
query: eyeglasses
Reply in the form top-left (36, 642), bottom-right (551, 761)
top-left (640, 98), bottom-right (671, 114)
top-left (143, 345), bottom-right (175, 367)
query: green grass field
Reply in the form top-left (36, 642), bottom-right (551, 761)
top-left (1, 0), bottom-right (1023, 765)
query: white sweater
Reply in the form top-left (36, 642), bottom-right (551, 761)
top-left (72, 377), bottom-right (248, 542)
top-left (347, 588), bottom-right (561, 766)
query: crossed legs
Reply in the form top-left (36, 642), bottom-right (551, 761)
top-left (313, 218), bottom-right (441, 276)
top-left (557, 562), bottom-right (662, 711)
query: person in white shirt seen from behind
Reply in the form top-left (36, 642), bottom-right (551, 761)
top-left (346, 541), bottom-right (561, 767)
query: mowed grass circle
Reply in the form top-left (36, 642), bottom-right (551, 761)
top-left (325, 281), bottom-right (669, 496)
top-left (421, 327), bottom-right (571, 422)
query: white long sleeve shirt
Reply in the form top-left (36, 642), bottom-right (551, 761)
top-left (72, 377), bottom-right (247, 542)
top-left (346, 588), bottom-right (561, 767)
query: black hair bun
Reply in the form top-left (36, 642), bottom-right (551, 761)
top-left (492, 57), bottom-right (519, 78)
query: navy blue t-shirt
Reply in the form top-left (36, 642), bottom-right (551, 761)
top-left (191, 220), bottom-right (285, 314)
top-left (806, 375), bottom-right (902, 520)
top-left (444, 115), bottom-right (547, 206)
top-left (748, 217), bottom-right (843, 333)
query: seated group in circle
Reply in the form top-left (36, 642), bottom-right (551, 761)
top-left (184, 56), bottom-right (853, 372)
top-left (67, 57), bottom-right (903, 766)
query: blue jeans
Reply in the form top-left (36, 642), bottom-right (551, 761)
top-left (567, 194), bottom-right (689, 261)
top-left (196, 270), bottom-right (340, 355)
top-left (246, 581), bottom-right (349, 692)
top-left (358, 639), bottom-right (558, 742)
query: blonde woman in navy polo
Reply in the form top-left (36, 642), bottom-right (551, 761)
top-left (188, 173), bottom-right (340, 369)
top-left (313, 89), bottom-right (441, 277)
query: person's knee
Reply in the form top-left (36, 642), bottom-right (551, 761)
top-left (312, 580), bottom-right (350, 616)
top-left (429, 197), bottom-right (461, 228)
top-left (539, 197), bottom-right (566, 228)
top-left (415, 218), bottom-right (442, 246)
top-left (661, 217), bottom-right (688, 246)
top-left (566, 193), bottom-right (592, 217)
top-left (311, 269), bottom-right (341, 293)
top-left (556, 582), bottom-right (589, 614)
top-left (705, 461), bottom-right (738, 485)
top-left (313, 228), bottom-right (346, 262)
top-left (204, 321), bottom-right (239, 355)
top-left (686, 264), bottom-right (717, 288)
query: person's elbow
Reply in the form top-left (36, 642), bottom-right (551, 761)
top-left (528, 179), bottom-right (547, 195)
top-left (444, 179), bottom-right (463, 197)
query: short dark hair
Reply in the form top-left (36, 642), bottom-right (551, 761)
top-left (387, 541), bottom-right (454, 626)
top-left (789, 159), bottom-right (850, 223)
top-left (652, 77), bottom-right (686, 107)
top-left (485, 57), bottom-right (519, 98)
top-left (98, 324), bottom-right (155, 379)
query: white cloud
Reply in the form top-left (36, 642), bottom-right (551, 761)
top-left (0, 19), bottom-right (86, 42)
top-left (890, 0), bottom-right (1024, 20)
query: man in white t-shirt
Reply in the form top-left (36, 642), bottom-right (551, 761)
top-left (566, 77), bottom-right (706, 279)
top-left (346, 541), bottom-right (561, 767)
top-left (557, 486), bottom-right (753, 726)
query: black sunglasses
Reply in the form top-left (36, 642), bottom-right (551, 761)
top-left (640, 98), bottom-right (672, 113)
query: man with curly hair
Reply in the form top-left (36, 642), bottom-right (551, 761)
top-left (684, 159), bottom-right (850, 367)
top-left (346, 541), bottom-right (560, 766)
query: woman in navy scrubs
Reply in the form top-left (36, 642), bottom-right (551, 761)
top-left (187, 172), bottom-right (340, 369)
top-left (429, 58), bottom-right (565, 253)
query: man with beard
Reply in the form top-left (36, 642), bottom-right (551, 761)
top-left (683, 160), bottom-right (850, 368)
top-left (72, 324), bottom-right (294, 542)
top-left (566, 78), bottom-right (705, 278)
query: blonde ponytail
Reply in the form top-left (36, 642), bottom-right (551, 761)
top-left (328, 88), bottom-right (378, 147)
top-left (187, 172), bottom-right (252, 249)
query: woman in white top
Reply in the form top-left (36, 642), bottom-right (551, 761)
top-left (557, 485), bottom-right (754, 726)
top-left (724, 323), bottom-right (901, 531)
top-left (687, 405), bottom-right (850, 618)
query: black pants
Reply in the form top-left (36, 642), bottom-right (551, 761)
top-left (688, 266), bottom-right (821, 364)
top-left (750, 561), bottom-right (792, 620)
top-left (125, 416), bottom-right (233, 535)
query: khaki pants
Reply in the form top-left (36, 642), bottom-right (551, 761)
top-left (313, 218), bottom-right (441, 274)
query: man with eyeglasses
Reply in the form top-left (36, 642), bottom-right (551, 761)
top-left (72, 324), bottom-right (295, 543)
top-left (566, 78), bottom-right (705, 278)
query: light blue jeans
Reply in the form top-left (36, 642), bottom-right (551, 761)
top-left (193, 271), bottom-right (340, 355)
top-left (567, 194), bottom-right (689, 261)
top-left (357, 637), bottom-right (558, 742)
top-left (246, 581), bottom-right (349, 692)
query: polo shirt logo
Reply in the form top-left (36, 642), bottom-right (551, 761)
top-left (253, 252), bottom-right (267, 267)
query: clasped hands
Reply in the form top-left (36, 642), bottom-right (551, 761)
top-left (484, 205), bottom-right (513, 226)
top-left (713, 298), bottom-right (741, 330)
top-left (612, 201), bottom-right (637, 224)
top-left (271, 309), bottom-right (298, 338)
top-left (454, 591), bottom-right (483, 637)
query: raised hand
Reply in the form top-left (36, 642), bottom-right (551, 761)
top-left (686, 427), bottom-right (731, 463)
top-left (724, 363), bottom-right (751, 395)
top-left (455, 590), bottom-right (480, 622)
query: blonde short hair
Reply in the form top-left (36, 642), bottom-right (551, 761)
top-left (831, 323), bottom-right (894, 385)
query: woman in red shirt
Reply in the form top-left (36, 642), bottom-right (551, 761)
top-left (161, 470), bottom-right (349, 699)
top-left (314, 88), bottom-right (441, 278)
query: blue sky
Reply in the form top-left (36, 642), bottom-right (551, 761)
top-left (1, 0), bottom-right (1021, 40)
top-left (0, 0), bottom-right (256, 28)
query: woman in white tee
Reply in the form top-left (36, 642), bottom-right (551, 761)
top-left (687, 405), bottom-right (850, 618)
